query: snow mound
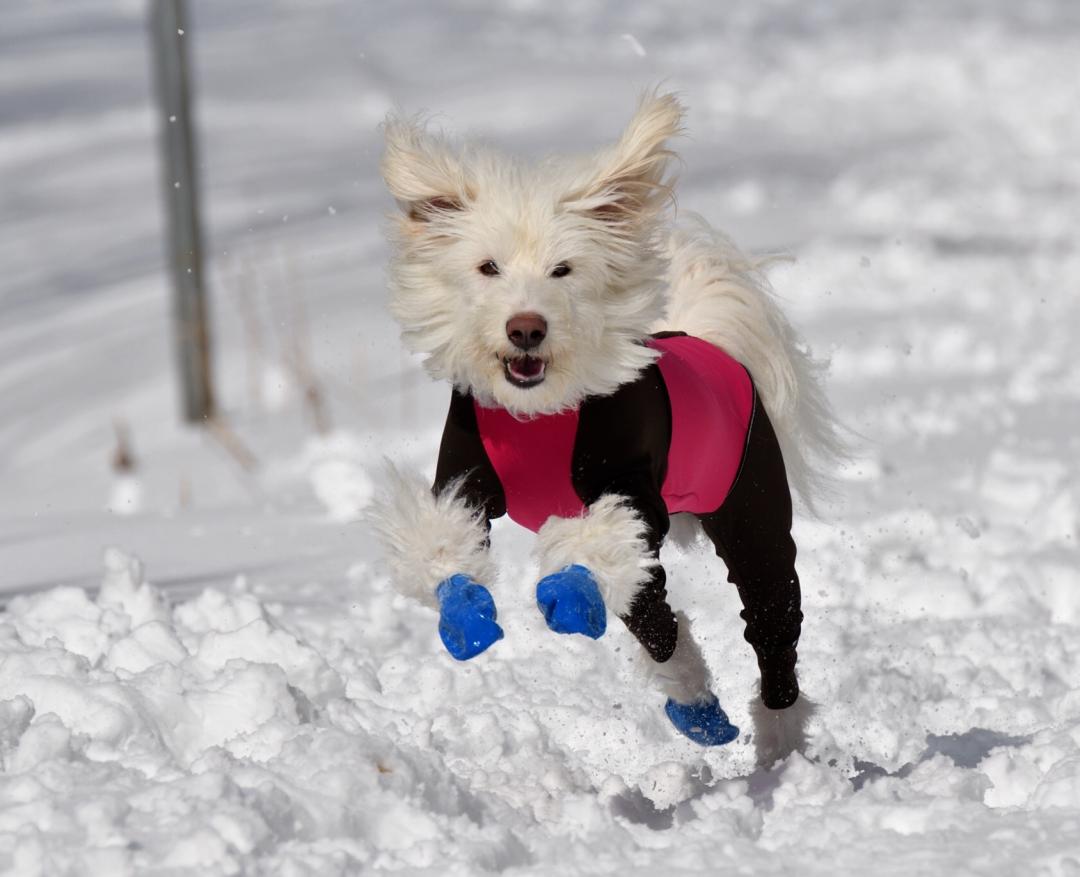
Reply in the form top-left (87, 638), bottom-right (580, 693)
top-left (0, 551), bottom-right (525, 873)
top-left (3, 543), bottom-right (1080, 873)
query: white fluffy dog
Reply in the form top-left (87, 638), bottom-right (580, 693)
top-left (371, 91), bottom-right (836, 758)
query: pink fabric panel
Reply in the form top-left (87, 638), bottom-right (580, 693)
top-left (474, 402), bottom-right (584, 532)
top-left (648, 336), bottom-right (754, 514)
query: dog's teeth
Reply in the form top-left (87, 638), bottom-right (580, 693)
top-left (504, 355), bottom-right (546, 386)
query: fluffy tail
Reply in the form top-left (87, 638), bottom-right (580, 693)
top-left (654, 216), bottom-right (846, 511)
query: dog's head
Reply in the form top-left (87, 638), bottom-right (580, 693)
top-left (380, 91), bottom-right (683, 416)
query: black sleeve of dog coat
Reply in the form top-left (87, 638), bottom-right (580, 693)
top-left (573, 363), bottom-right (679, 663)
top-left (433, 389), bottom-right (507, 524)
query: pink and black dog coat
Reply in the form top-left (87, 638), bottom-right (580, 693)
top-left (433, 333), bottom-right (802, 708)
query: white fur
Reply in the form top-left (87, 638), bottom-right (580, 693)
top-left (655, 219), bottom-right (846, 508)
top-left (646, 611), bottom-right (714, 703)
top-left (380, 91), bottom-right (682, 417)
top-left (534, 495), bottom-right (654, 618)
top-left (367, 465), bottom-right (496, 608)
top-left (750, 693), bottom-right (816, 767)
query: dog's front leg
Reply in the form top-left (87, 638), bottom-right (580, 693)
top-left (534, 494), bottom-right (738, 745)
top-left (369, 466), bottom-right (502, 660)
top-left (533, 494), bottom-right (661, 641)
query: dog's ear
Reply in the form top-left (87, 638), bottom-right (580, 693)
top-left (381, 116), bottom-right (471, 222)
top-left (563, 90), bottom-right (683, 225)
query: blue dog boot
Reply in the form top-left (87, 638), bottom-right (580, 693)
top-left (665, 695), bottom-right (739, 746)
top-left (535, 564), bottom-right (606, 639)
top-left (436, 575), bottom-right (504, 661)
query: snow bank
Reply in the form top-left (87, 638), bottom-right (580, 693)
top-left (2, 543), bottom-right (1079, 874)
top-left (0, 550), bottom-right (525, 873)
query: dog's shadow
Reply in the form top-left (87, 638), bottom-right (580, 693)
top-left (609, 719), bottom-right (1032, 830)
top-left (848, 726), bottom-right (1031, 791)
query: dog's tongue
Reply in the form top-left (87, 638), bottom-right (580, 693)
top-left (509, 356), bottom-right (544, 380)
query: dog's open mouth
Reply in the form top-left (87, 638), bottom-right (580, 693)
top-left (503, 355), bottom-right (547, 388)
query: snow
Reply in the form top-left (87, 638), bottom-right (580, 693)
top-left (2, 0), bottom-right (1080, 873)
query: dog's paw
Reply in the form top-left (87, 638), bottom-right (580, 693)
top-left (750, 692), bottom-right (816, 767)
top-left (436, 574), bottom-right (504, 661)
top-left (535, 564), bottom-right (607, 639)
top-left (665, 694), bottom-right (739, 746)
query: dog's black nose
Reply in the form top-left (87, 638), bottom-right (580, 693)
top-left (506, 313), bottom-right (547, 351)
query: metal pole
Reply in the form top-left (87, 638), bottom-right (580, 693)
top-left (149, 0), bottom-right (215, 422)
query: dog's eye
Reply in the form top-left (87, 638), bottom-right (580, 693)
top-left (478, 260), bottom-right (500, 277)
top-left (550, 263), bottom-right (572, 278)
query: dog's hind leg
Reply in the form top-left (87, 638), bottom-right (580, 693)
top-left (750, 692), bottom-right (816, 767)
top-left (643, 610), bottom-right (740, 746)
top-left (698, 392), bottom-right (804, 712)
top-left (647, 610), bottom-right (715, 703)
top-left (534, 501), bottom-right (738, 746)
